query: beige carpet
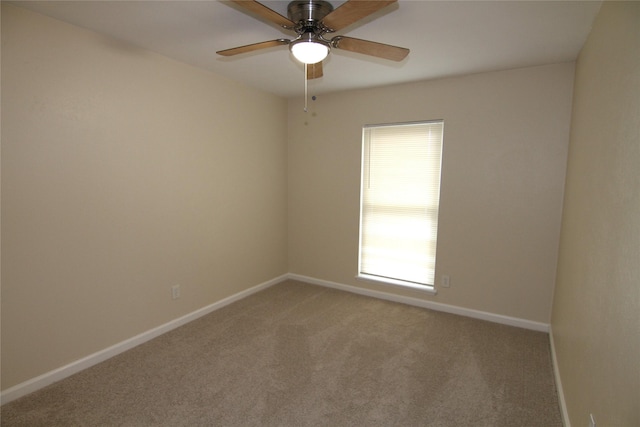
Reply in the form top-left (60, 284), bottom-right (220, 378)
top-left (1, 280), bottom-right (562, 426)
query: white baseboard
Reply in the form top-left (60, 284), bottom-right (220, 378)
top-left (287, 273), bottom-right (550, 332)
top-left (0, 274), bottom-right (288, 405)
top-left (549, 326), bottom-right (571, 427)
top-left (2, 272), bottom-right (550, 405)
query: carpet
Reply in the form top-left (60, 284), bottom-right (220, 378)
top-left (1, 280), bottom-right (562, 426)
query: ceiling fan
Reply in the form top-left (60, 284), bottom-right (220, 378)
top-left (217, 0), bottom-right (409, 80)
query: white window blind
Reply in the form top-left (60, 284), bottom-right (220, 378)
top-left (359, 120), bottom-right (444, 288)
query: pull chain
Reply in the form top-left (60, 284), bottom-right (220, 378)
top-left (304, 63), bottom-right (308, 113)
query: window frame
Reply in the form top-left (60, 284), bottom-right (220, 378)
top-left (357, 119), bottom-right (444, 293)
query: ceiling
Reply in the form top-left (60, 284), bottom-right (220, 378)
top-left (10, 0), bottom-right (602, 98)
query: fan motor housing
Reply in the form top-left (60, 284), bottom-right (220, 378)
top-left (287, 0), bottom-right (334, 25)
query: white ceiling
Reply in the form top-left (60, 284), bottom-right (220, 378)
top-left (10, 0), bottom-right (602, 98)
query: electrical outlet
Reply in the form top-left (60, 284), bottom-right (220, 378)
top-left (588, 414), bottom-right (596, 427)
top-left (441, 275), bottom-right (450, 288)
top-left (171, 284), bottom-right (181, 300)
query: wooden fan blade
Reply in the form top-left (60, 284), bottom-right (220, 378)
top-left (332, 36), bottom-right (409, 61)
top-left (217, 39), bottom-right (290, 56)
top-left (231, 0), bottom-right (295, 28)
top-left (307, 62), bottom-right (323, 79)
top-left (322, 0), bottom-right (397, 31)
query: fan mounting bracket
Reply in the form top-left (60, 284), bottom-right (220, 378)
top-left (287, 0), bottom-right (334, 31)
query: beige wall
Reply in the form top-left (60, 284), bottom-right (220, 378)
top-left (1, 4), bottom-right (288, 390)
top-left (288, 63), bottom-right (574, 324)
top-left (551, 2), bottom-right (640, 426)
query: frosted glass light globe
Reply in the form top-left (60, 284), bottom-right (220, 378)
top-left (290, 40), bottom-right (329, 64)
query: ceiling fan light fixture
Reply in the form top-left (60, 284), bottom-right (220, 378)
top-left (290, 34), bottom-right (330, 64)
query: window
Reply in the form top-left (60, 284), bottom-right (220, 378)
top-left (358, 120), bottom-right (444, 290)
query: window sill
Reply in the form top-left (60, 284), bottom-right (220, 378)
top-left (356, 274), bottom-right (437, 295)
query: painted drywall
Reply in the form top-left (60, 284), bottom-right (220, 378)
top-left (1, 4), bottom-right (288, 390)
top-left (288, 63), bottom-right (574, 324)
top-left (551, 2), bottom-right (640, 426)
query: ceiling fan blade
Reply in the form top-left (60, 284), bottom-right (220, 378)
top-left (230, 0), bottom-right (295, 28)
top-left (307, 62), bottom-right (323, 79)
top-left (322, 0), bottom-right (397, 31)
top-left (217, 39), bottom-right (290, 56)
top-left (332, 36), bottom-right (409, 61)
